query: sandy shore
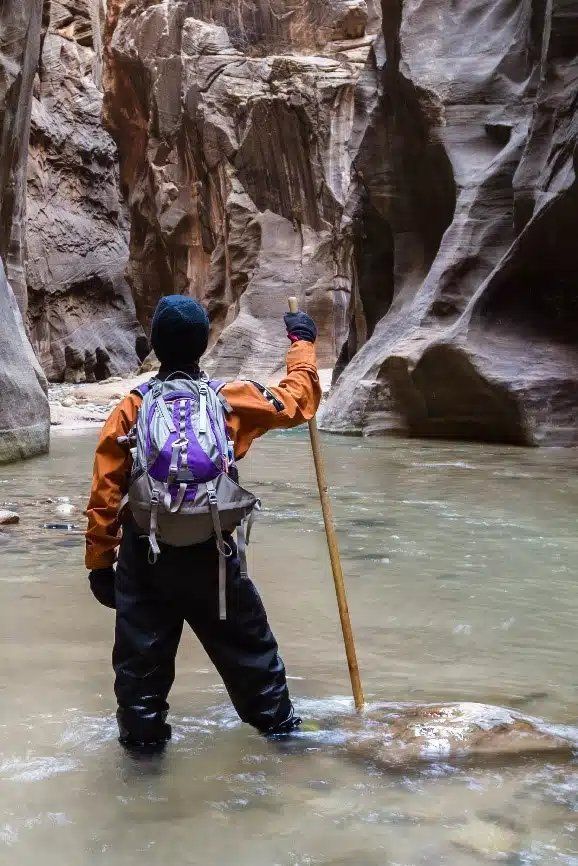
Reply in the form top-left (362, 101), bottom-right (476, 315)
top-left (49, 369), bottom-right (333, 430)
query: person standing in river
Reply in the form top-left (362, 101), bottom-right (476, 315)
top-left (85, 295), bottom-right (320, 752)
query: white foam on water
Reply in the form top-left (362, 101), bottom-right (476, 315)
top-left (0, 824), bottom-right (18, 846)
top-left (57, 713), bottom-right (118, 751)
top-left (0, 755), bottom-right (80, 783)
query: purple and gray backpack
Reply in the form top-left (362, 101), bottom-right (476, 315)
top-left (119, 373), bottom-right (259, 619)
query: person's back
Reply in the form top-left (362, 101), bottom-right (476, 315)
top-left (85, 295), bottom-right (320, 751)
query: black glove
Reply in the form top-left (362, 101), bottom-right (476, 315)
top-left (284, 311), bottom-right (317, 344)
top-left (88, 567), bottom-right (116, 609)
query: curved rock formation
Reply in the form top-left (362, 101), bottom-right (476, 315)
top-left (103, 0), bottom-right (382, 378)
top-left (0, 0), bottom-right (50, 462)
top-left (26, 0), bottom-right (143, 383)
top-left (320, 0), bottom-right (578, 446)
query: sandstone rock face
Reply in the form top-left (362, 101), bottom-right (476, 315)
top-left (103, 0), bottom-right (382, 379)
top-left (344, 703), bottom-right (577, 769)
top-left (0, 0), bottom-right (50, 462)
top-left (320, 0), bottom-right (578, 446)
top-left (25, 0), bottom-right (143, 384)
top-left (103, 0), bottom-right (577, 444)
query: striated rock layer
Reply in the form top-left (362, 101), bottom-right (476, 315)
top-left (103, 0), bottom-right (383, 378)
top-left (0, 0), bottom-right (50, 462)
top-left (321, 0), bottom-right (578, 446)
top-left (26, 0), bottom-right (143, 383)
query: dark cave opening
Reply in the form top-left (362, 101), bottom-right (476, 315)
top-left (333, 195), bottom-right (395, 382)
top-left (473, 188), bottom-right (578, 346)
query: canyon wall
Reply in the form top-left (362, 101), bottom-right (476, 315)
top-left (103, 0), bottom-right (577, 445)
top-left (103, 0), bottom-right (383, 378)
top-left (0, 1), bottom-right (50, 462)
top-left (26, 0), bottom-right (143, 383)
top-left (1, 0), bottom-right (576, 459)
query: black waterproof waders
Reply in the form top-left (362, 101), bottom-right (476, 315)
top-left (113, 521), bottom-right (299, 749)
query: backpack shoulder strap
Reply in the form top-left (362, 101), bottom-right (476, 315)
top-left (208, 379), bottom-right (233, 414)
top-left (130, 377), bottom-right (158, 399)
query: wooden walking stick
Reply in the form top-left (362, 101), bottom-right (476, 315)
top-left (287, 297), bottom-right (365, 712)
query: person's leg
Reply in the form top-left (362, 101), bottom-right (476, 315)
top-left (113, 523), bottom-right (184, 748)
top-left (186, 537), bottom-right (300, 735)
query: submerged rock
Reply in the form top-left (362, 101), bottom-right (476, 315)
top-left (344, 703), bottom-right (577, 769)
top-left (0, 510), bottom-right (20, 526)
top-left (450, 818), bottom-right (519, 861)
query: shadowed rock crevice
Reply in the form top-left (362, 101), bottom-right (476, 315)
top-left (25, 0), bottom-right (142, 383)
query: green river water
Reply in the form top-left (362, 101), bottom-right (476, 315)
top-left (0, 429), bottom-right (577, 865)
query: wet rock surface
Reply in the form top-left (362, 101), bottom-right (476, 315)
top-left (320, 0), bottom-right (578, 446)
top-left (25, 0), bottom-right (143, 383)
top-left (343, 703), bottom-right (578, 769)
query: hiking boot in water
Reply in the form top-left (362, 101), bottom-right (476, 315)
top-left (263, 709), bottom-right (302, 738)
top-left (118, 716), bottom-right (172, 755)
top-left (119, 732), bottom-right (171, 755)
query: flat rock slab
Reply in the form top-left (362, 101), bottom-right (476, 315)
top-left (343, 702), bottom-right (578, 769)
top-left (0, 510), bottom-right (20, 525)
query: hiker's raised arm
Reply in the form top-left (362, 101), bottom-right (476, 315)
top-left (85, 395), bottom-right (139, 570)
top-left (221, 313), bottom-right (321, 459)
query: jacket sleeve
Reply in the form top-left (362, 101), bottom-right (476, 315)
top-left (220, 340), bottom-right (322, 460)
top-left (85, 393), bottom-right (140, 570)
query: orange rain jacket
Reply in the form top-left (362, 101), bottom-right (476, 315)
top-left (85, 341), bottom-right (321, 570)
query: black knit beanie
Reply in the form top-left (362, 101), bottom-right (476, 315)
top-left (151, 295), bottom-right (210, 367)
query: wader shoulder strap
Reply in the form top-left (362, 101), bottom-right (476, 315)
top-left (148, 489), bottom-right (161, 564)
top-left (205, 480), bottom-right (229, 620)
top-left (236, 502), bottom-right (261, 580)
top-left (237, 522), bottom-right (248, 580)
